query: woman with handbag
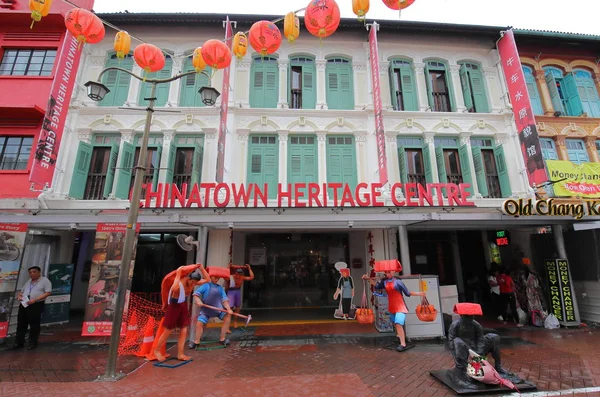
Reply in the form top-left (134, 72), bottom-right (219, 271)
top-left (333, 262), bottom-right (354, 320)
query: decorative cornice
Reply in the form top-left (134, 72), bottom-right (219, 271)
top-left (316, 60), bottom-right (327, 70)
top-left (413, 62), bottom-right (425, 73)
top-left (317, 131), bottom-right (327, 141)
top-left (423, 132), bottom-right (435, 144)
top-left (554, 135), bottom-right (566, 146)
top-left (162, 129), bottom-right (175, 142)
top-left (494, 133), bottom-right (509, 145)
top-left (459, 132), bottom-right (472, 145)
top-left (120, 129), bottom-right (134, 143)
top-left (236, 60), bottom-right (251, 70)
top-left (278, 131), bottom-right (289, 142)
top-left (355, 134), bottom-right (367, 142)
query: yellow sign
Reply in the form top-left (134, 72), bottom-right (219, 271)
top-left (546, 160), bottom-right (600, 198)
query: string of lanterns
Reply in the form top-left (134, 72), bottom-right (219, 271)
top-left (28, 0), bottom-right (417, 79)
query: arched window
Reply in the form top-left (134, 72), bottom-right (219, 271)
top-left (179, 56), bottom-right (212, 107)
top-left (289, 56), bottom-right (316, 109)
top-left (573, 69), bottom-right (600, 117)
top-left (458, 61), bottom-right (489, 113)
top-left (139, 55), bottom-right (173, 107)
top-left (100, 53), bottom-right (133, 107)
top-left (250, 56), bottom-right (279, 108)
top-left (522, 66), bottom-right (543, 115)
top-left (424, 60), bottom-right (456, 112)
top-left (326, 57), bottom-right (354, 110)
top-left (388, 58), bottom-right (418, 111)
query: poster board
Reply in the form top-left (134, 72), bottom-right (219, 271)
top-left (41, 263), bottom-right (75, 326)
top-left (544, 258), bottom-right (579, 326)
top-left (0, 223), bottom-right (28, 338)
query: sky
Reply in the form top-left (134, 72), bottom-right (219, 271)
top-left (94, 0), bottom-right (600, 35)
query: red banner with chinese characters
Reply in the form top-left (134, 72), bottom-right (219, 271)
top-left (82, 223), bottom-right (140, 336)
top-left (497, 30), bottom-right (546, 187)
top-left (29, 32), bottom-right (84, 188)
top-left (368, 23), bottom-right (388, 186)
top-left (215, 17), bottom-right (234, 183)
top-left (0, 223), bottom-right (28, 338)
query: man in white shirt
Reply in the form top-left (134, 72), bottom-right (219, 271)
top-left (11, 266), bottom-right (52, 350)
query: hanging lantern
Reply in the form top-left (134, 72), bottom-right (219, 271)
top-left (232, 32), bottom-right (248, 59)
top-left (284, 12), bottom-right (300, 44)
top-left (113, 31), bottom-right (131, 60)
top-left (64, 8), bottom-right (105, 45)
top-left (305, 0), bottom-right (341, 40)
top-left (133, 43), bottom-right (166, 73)
top-left (382, 0), bottom-right (415, 11)
top-left (201, 39), bottom-right (232, 70)
top-left (192, 47), bottom-right (207, 72)
top-left (352, 0), bottom-right (370, 22)
top-left (29, 0), bottom-right (53, 29)
top-left (249, 20), bottom-right (282, 56)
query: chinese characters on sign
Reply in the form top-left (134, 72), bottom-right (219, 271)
top-left (215, 17), bottom-right (234, 183)
top-left (544, 259), bottom-right (578, 326)
top-left (497, 30), bottom-right (546, 187)
top-left (495, 230), bottom-right (509, 246)
top-left (368, 23), bottom-right (388, 186)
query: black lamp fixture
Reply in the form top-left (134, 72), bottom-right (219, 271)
top-left (199, 86), bottom-right (220, 106)
top-left (85, 81), bottom-right (110, 102)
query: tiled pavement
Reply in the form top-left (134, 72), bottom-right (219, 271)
top-left (2, 323), bottom-right (600, 396)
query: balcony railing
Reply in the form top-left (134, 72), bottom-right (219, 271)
top-left (290, 90), bottom-right (302, 109)
top-left (84, 174), bottom-right (107, 200)
top-left (432, 92), bottom-right (451, 112)
top-left (407, 173), bottom-right (426, 186)
top-left (446, 174), bottom-right (463, 185)
top-left (173, 174), bottom-right (192, 195)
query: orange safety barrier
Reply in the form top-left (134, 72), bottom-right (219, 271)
top-left (118, 293), bottom-right (166, 356)
top-left (136, 316), bottom-right (156, 357)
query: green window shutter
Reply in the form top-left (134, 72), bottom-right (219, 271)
top-left (179, 58), bottom-right (211, 107)
top-left (101, 56), bottom-right (133, 107)
top-left (469, 69), bottom-right (489, 113)
top-left (152, 144), bottom-right (162, 190)
top-left (339, 65), bottom-right (354, 110)
top-left (191, 142), bottom-right (204, 185)
top-left (69, 141), bottom-right (93, 199)
top-left (524, 68), bottom-right (544, 115)
top-left (303, 146), bottom-right (317, 182)
top-left (545, 72), bottom-right (565, 114)
top-left (302, 64), bottom-right (316, 109)
top-left (288, 138), bottom-right (318, 196)
top-left (103, 141), bottom-right (120, 198)
top-left (435, 146), bottom-right (447, 183)
top-left (115, 141), bottom-right (135, 199)
top-left (326, 137), bottom-right (357, 190)
top-left (326, 64), bottom-right (340, 109)
top-left (139, 57), bottom-right (172, 107)
top-left (458, 144), bottom-right (473, 196)
top-left (327, 145), bottom-right (343, 183)
top-left (422, 144), bottom-right (433, 183)
top-left (165, 141), bottom-right (177, 183)
top-left (250, 62), bottom-right (264, 108)
top-left (562, 73), bottom-right (584, 117)
top-left (341, 146), bottom-right (357, 189)
top-left (399, 66), bottom-right (418, 111)
top-left (446, 67), bottom-right (457, 112)
top-left (424, 64), bottom-right (434, 110)
top-left (397, 146), bottom-right (407, 183)
top-left (288, 145), bottom-right (303, 182)
top-left (471, 146), bottom-right (488, 197)
top-left (247, 139), bottom-right (279, 198)
top-left (493, 145), bottom-right (512, 198)
top-left (459, 64), bottom-right (474, 112)
top-left (389, 66), bottom-right (399, 110)
top-left (264, 63), bottom-right (279, 108)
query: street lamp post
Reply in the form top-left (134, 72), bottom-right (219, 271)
top-left (85, 67), bottom-right (219, 380)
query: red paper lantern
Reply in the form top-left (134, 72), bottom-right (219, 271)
top-left (249, 20), bottom-right (282, 56)
top-left (305, 0), bottom-right (341, 39)
top-left (382, 0), bottom-right (415, 10)
top-left (64, 8), bottom-right (105, 44)
top-left (133, 43), bottom-right (166, 73)
top-left (201, 39), bottom-right (232, 70)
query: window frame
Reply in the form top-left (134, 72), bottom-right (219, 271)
top-left (388, 58), bottom-right (418, 112)
top-left (0, 48), bottom-right (57, 77)
top-left (424, 59), bottom-right (455, 112)
top-left (0, 135), bottom-right (34, 172)
top-left (288, 55), bottom-right (316, 110)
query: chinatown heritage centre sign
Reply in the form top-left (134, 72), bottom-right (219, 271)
top-left (544, 258), bottom-right (578, 326)
top-left (136, 182), bottom-right (476, 208)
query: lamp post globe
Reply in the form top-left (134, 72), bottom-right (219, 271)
top-left (199, 86), bottom-right (220, 106)
top-left (84, 81), bottom-right (110, 102)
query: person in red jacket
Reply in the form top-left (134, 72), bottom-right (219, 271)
top-left (496, 266), bottom-right (522, 327)
top-left (363, 271), bottom-right (425, 351)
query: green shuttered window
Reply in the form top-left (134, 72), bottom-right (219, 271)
top-left (179, 57), bottom-right (212, 107)
top-left (326, 136), bottom-right (357, 191)
top-left (326, 58), bottom-right (354, 110)
top-left (459, 62), bottom-right (489, 113)
top-left (138, 56), bottom-right (173, 107)
top-left (289, 56), bottom-right (316, 110)
top-left (288, 135), bottom-right (318, 195)
top-left (389, 59), bottom-right (418, 111)
top-left (101, 54), bottom-right (133, 107)
top-left (247, 136), bottom-right (279, 198)
top-left (250, 57), bottom-right (278, 108)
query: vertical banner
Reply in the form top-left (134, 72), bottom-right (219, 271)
top-left (544, 258), bottom-right (578, 326)
top-left (0, 223), bottom-right (28, 338)
top-left (215, 17), bottom-right (234, 183)
top-left (41, 263), bottom-right (75, 326)
top-left (82, 223), bottom-right (139, 336)
top-left (368, 22), bottom-right (388, 186)
top-left (497, 30), bottom-right (546, 187)
top-left (29, 32), bottom-right (84, 188)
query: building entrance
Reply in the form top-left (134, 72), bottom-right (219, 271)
top-left (243, 232), bottom-right (349, 311)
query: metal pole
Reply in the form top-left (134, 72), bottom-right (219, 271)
top-left (102, 82), bottom-right (156, 380)
top-left (398, 225), bottom-right (411, 275)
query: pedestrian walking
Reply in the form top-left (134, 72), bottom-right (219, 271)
top-left (497, 266), bottom-right (522, 328)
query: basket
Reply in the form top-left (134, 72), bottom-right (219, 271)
top-left (356, 280), bottom-right (374, 324)
top-left (374, 259), bottom-right (402, 273)
top-left (415, 296), bottom-right (437, 322)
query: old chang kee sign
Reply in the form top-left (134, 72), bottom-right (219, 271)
top-left (502, 198), bottom-right (600, 220)
top-left (136, 182), bottom-right (475, 208)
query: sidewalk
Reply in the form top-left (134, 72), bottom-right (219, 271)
top-left (2, 322), bottom-right (600, 396)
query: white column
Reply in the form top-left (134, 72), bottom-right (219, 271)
top-left (277, 59), bottom-right (289, 109)
top-left (169, 57), bottom-right (183, 106)
top-left (386, 133), bottom-right (399, 184)
top-left (237, 129), bottom-right (250, 185)
top-left (355, 133), bottom-right (368, 183)
top-left (159, 130), bottom-right (175, 184)
top-left (413, 63), bottom-right (429, 112)
top-left (449, 65), bottom-right (467, 112)
top-left (203, 130), bottom-right (217, 183)
top-left (398, 225), bottom-right (411, 275)
top-left (424, 133), bottom-right (439, 183)
top-left (278, 131), bottom-right (289, 185)
top-left (234, 59), bottom-right (251, 108)
top-left (379, 61), bottom-right (390, 110)
top-left (460, 132), bottom-right (480, 197)
top-left (353, 61), bottom-right (367, 110)
top-left (317, 131), bottom-right (327, 184)
top-left (316, 60), bottom-right (328, 110)
top-left (127, 65), bottom-right (143, 106)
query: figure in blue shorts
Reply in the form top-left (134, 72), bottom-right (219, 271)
top-left (192, 267), bottom-right (233, 348)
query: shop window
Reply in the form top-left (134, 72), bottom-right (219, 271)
top-left (289, 56), bottom-right (316, 110)
top-left (389, 59), bottom-right (418, 111)
top-left (326, 135), bottom-right (357, 192)
top-left (139, 55), bottom-right (172, 107)
top-left (326, 58), bottom-right (354, 110)
top-left (540, 138), bottom-right (558, 160)
top-left (566, 139), bottom-right (589, 164)
top-left (69, 135), bottom-right (120, 200)
top-left (458, 62), bottom-right (489, 113)
top-left (425, 60), bottom-right (455, 112)
top-left (250, 57), bottom-right (278, 108)
top-left (523, 66), bottom-right (544, 115)
top-left (0, 136), bottom-right (33, 170)
top-left (247, 135), bottom-right (279, 198)
top-left (179, 56), bottom-right (212, 107)
top-left (0, 49), bottom-right (56, 76)
top-left (100, 53), bottom-right (133, 107)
